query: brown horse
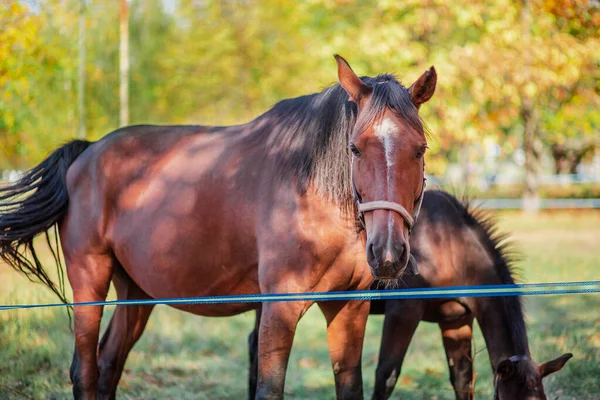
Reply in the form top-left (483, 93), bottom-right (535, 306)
top-left (0, 56), bottom-right (436, 399)
top-left (248, 190), bottom-right (573, 399)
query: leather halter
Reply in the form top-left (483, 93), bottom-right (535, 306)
top-left (493, 355), bottom-right (530, 400)
top-left (354, 177), bottom-right (426, 234)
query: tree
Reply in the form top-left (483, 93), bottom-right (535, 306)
top-left (0, 2), bottom-right (66, 168)
top-left (119, 0), bottom-right (129, 127)
top-left (450, 0), bottom-right (599, 211)
top-left (78, 0), bottom-right (87, 138)
top-left (2, 0), bottom-right (598, 194)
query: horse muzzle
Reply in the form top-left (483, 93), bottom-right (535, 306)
top-left (366, 238), bottom-right (410, 279)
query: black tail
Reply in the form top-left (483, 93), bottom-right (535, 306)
top-left (0, 140), bottom-right (92, 303)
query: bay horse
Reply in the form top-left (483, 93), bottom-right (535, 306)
top-left (248, 190), bottom-right (573, 399)
top-left (0, 55), bottom-right (436, 399)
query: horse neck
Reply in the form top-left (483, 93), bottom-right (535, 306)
top-left (475, 275), bottom-right (531, 367)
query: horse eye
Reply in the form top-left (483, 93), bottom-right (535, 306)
top-left (349, 144), bottom-right (361, 157)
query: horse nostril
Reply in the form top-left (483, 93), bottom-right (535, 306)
top-left (397, 243), bottom-right (406, 259)
top-left (367, 241), bottom-right (377, 264)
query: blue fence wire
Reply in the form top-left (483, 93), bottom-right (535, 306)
top-left (1, 280), bottom-right (599, 312)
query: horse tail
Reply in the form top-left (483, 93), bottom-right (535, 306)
top-left (0, 140), bottom-right (92, 303)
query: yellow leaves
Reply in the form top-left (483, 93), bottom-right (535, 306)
top-left (3, 112), bottom-right (15, 131)
top-left (456, 6), bottom-right (483, 28)
top-left (399, 374), bottom-right (414, 386)
top-left (524, 82), bottom-right (538, 98)
top-left (0, 0), bottom-right (597, 170)
top-left (424, 367), bottom-right (442, 377)
top-left (589, 332), bottom-right (600, 349)
top-left (0, 3), bottom-right (44, 90)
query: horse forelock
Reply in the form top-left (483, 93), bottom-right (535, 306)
top-left (355, 74), bottom-right (428, 139)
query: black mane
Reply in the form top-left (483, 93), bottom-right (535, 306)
top-left (245, 74), bottom-right (425, 213)
top-left (438, 191), bottom-right (528, 355)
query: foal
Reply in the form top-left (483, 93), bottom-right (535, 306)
top-left (247, 190), bottom-right (572, 400)
top-left (371, 190), bottom-right (572, 400)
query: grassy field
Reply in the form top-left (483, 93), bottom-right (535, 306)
top-left (1, 210), bottom-right (599, 399)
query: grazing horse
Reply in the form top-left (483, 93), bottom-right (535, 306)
top-left (0, 56), bottom-right (436, 399)
top-left (248, 190), bottom-right (573, 400)
top-left (369, 190), bottom-right (573, 399)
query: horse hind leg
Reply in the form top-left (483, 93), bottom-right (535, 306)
top-left (96, 265), bottom-right (154, 400)
top-left (66, 252), bottom-right (115, 400)
top-left (439, 315), bottom-right (475, 400)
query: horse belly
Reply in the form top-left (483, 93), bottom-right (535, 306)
top-left (167, 292), bottom-right (260, 317)
top-left (118, 252), bottom-right (261, 317)
top-left (109, 205), bottom-right (260, 317)
top-left (423, 300), bottom-right (470, 322)
top-left (104, 138), bottom-right (264, 315)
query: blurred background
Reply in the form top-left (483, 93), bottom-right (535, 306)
top-left (0, 1), bottom-right (599, 399)
top-left (1, 0), bottom-right (599, 210)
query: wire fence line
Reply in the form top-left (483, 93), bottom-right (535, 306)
top-left (426, 173), bottom-right (600, 187)
top-left (472, 198), bottom-right (600, 209)
top-left (1, 281), bottom-right (599, 312)
top-left (1, 172), bottom-right (597, 312)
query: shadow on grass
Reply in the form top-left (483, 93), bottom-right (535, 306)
top-left (0, 306), bottom-right (73, 399)
top-left (1, 293), bottom-right (599, 399)
top-left (524, 294), bottom-right (600, 399)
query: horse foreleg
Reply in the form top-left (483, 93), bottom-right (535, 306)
top-left (66, 253), bottom-right (115, 400)
top-left (255, 301), bottom-right (307, 400)
top-left (96, 267), bottom-right (154, 400)
top-left (248, 307), bottom-right (261, 400)
top-left (439, 316), bottom-right (475, 400)
top-left (318, 299), bottom-right (370, 400)
top-left (372, 300), bottom-right (423, 400)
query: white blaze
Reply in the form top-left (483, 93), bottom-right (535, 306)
top-left (374, 118), bottom-right (399, 263)
top-left (374, 118), bottom-right (398, 171)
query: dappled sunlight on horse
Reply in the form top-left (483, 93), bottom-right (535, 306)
top-left (0, 55), bottom-right (436, 400)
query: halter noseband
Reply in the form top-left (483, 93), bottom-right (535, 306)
top-left (493, 355), bottom-right (530, 400)
top-left (354, 178), bottom-right (426, 234)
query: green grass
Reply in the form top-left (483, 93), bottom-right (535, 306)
top-left (1, 211), bottom-right (599, 399)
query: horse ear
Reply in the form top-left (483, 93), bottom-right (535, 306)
top-left (408, 66), bottom-right (437, 109)
top-left (497, 359), bottom-right (516, 381)
top-left (334, 54), bottom-right (372, 104)
top-left (539, 353), bottom-right (573, 378)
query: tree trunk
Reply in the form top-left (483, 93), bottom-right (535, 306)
top-left (568, 144), bottom-right (595, 174)
top-left (77, 0), bottom-right (86, 139)
top-left (120, 0), bottom-right (130, 127)
top-left (520, 0), bottom-right (540, 214)
top-left (522, 99), bottom-right (541, 214)
top-left (551, 143), bottom-right (567, 174)
top-left (461, 143), bottom-right (470, 187)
